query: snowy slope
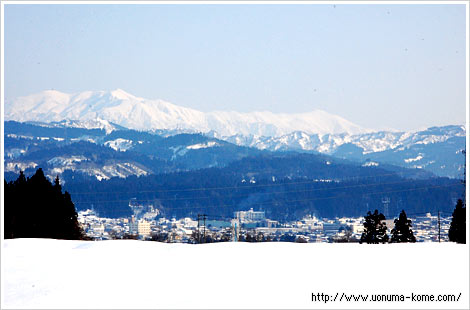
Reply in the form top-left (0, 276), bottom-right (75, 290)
top-left (5, 159), bottom-right (151, 182)
top-left (28, 118), bottom-right (120, 134)
top-left (224, 125), bottom-right (466, 155)
top-left (5, 89), bottom-right (368, 136)
top-left (2, 239), bottom-right (469, 309)
top-left (221, 126), bottom-right (466, 178)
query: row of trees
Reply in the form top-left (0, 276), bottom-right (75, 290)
top-left (360, 210), bottom-right (415, 244)
top-left (360, 199), bottom-right (466, 244)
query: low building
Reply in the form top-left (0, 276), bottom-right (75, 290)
top-left (322, 222), bottom-right (342, 236)
top-left (90, 223), bottom-right (105, 235)
top-left (351, 223), bottom-right (364, 234)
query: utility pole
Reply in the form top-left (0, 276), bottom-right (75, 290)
top-left (197, 214), bottom-right (201, 244)
top-left (438, 210), bottom-right (441, 243)
top-left (203, 214), bottom-right (207, 243)
top-left (196, 214), bottom-right (207, 243)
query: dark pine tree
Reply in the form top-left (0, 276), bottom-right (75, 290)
top-left (360, 209), bottom-right (389, 244)
top-left (4, 168), bottom-right (86, 240)
top-left (4, 179), bottom-right (14, 238)
top-left (448, 199), bottom-right (466, 244)
top-left (5, 171), bottom-right (28, 238)
top-left (390, 210), bottom-right (416, 243)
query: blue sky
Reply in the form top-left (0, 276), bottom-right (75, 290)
top-left (3, 3), bottom-right (467, 131)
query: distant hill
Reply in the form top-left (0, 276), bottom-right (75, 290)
top-left (59, 157), bottom-right (461, 220)
top-left (4, 120), bottom-right (465, 180)
top-left (4, 120), bottom-right (264, 181)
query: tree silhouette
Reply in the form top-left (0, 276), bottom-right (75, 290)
top-left (360, 209), bottom-right (389, 244)
top-left (390, 210), bottom-right (416, 243)
top-left (448, 199), bottom-right (466, 244)
top-left (4, 168), bottom-right (86, 240)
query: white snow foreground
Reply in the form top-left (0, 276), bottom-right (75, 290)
top-left (2, 239), bottom-right (469, 309)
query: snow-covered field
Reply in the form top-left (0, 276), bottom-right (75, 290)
top-left (1, 239), bottom-right (469, 309)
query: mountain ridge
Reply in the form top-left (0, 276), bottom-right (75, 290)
top-left (6, 89), bottom-right (369, 136)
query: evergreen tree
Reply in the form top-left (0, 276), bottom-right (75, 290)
top-left (390, 210), bottom-right (416, 243)
top-left (4, 180), bottom-right (14, 238)
top-left (4, 168), bottom-right (86, 240)
top-left (360, 209), bottom-right (389, 244)
top-left (54, 175), bottom-right (61, 192)
top-left (448, 199), bottom-right (466, 244)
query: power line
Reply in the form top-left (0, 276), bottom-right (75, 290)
top-left (67, 172), bottom-right (408, 196)
top-left (69, 178), bottom-right (460, 204)
top-left (71, 178), bottom-right (432, 203)
top-left (73, 183), bottom-right (461, 211)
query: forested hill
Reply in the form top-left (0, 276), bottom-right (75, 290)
top-left (5, 121), bottom-right (466, 180)
top-left (60, 154), bottom-right (462, 221)
top-left (4, 120), bottom-right (463, 221)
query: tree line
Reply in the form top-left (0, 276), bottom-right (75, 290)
top-left (360, 204), bottom-right (465, 244)
top-left (4, 168), bottom-right (87, 240)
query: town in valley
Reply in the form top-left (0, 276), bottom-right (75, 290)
top-left (79, 200), bottom-right (453, 243)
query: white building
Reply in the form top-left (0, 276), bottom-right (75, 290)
top-left (137, 220), bottom-right (151, 237)
top-left (129, 216), bottom-right (151, 237)
top-left (351, 223), bottom-right (364, 234)
top-left (183, 217), bottom-right (198, 228)
top-left (90, 223), bottom-right (105, 235)
top-left (234, 208), bottom-right (265, 222)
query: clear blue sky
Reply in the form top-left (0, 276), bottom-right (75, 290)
top-left (3, 3), bottom-right (467, 131)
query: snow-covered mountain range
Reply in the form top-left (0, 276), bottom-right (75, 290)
top-left (5, 89), bottom-right (368, 136)
top-left (5, 89), bottom-right (466, 179)
top-left (223, 125), bottom-right (464, 178)
top-left (222, 125), bottom-right (466, 154)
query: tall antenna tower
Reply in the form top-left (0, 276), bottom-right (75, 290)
top-left (382, 197), bottom-right (390, 218)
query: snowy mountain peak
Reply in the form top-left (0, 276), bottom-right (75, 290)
top-left (41, 89), bottom-right (69, 97)
top-left (6, 89), bottom-right (370, 136)
top-left (109, 88), bottom-right (139, 100)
